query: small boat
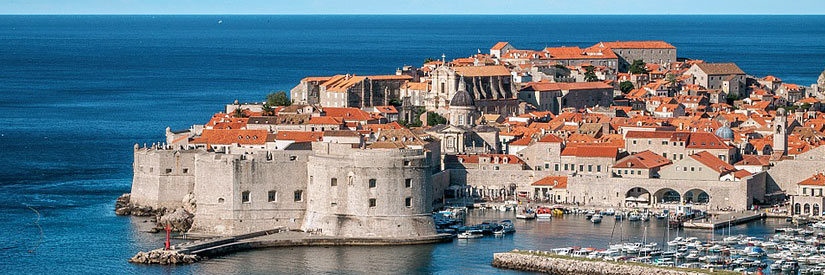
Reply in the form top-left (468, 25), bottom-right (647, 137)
top-left (457, 230), bottom-right (483, 239)
top-left (536, 207), bottom-right (553, 219)
top-left (591, 214), bottom-right (603, 223)
top-left (516, 209), bottom-right (536, 220)
top-left (656, 213), bottom-right (668, 219)
top-left (628, 212), bottom-right (641, 221)
top-left (493, 229), bottom-right (505, 236)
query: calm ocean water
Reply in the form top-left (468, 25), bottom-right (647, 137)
top-left (0, 15), bottom-right (823, 274)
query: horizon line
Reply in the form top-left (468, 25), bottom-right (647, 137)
top-left (1, 13), bottom-right (824, 16)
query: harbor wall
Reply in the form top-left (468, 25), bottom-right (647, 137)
top-left (766, 146), bottom-right (825, 195)
top-left (492, 251), bottom-right (706, 275)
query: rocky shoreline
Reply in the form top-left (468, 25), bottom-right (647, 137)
top-left (114, 193), bottom-right (195, 233)
top-left (492, 250), bottom-right (719, 275)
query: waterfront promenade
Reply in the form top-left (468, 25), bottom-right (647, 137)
top-left (682, 210), bottom-right (767, 229)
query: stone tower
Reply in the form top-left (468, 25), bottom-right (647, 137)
top-left (773, 108), bottom-right (788, 155)
top-left (449, 76), bottom-right (476, 127)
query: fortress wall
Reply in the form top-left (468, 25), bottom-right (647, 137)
top-left (431, 170), bottom-right (451, 208)
top-left (130, 148), bottom-right (196, 209)
top-left (302, 143), bottom-right (435, 237)
top-left (450, 168), bottom-right (558, 192)
top-left (190, 151), bottom-right (310, 235)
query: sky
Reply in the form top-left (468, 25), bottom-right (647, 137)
top-left (2, 0), bottom-right (825, 15)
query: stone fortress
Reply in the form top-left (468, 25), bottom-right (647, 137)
top-left (129, 129), bottom-right (447, 238)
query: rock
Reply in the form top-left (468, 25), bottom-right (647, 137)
top-left (129, 249), bottom-right (200, 265)
top-left (157, 207), bottom-right (195, 232)
top-left (818, 68), bottom-right (825, 89)
top-left (114, 194), bottom-right (132, 216)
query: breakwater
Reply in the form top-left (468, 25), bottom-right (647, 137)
top-left (491, 250), bottom-right (731, 275)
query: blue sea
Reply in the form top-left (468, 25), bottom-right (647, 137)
top-left (0, 15), bottom-right (823, 274)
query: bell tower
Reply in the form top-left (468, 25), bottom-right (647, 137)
top-left (773, 108), bottom-right (788, 155)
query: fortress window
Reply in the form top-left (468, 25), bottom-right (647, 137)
top-left (242, 191), bottom-right (250, 203)
top-left (404, 160), bottom-right (411, 166)
top-left (369, 198), bottom-right (376, 207)
top-left (405, 197), bottom-right (412, 208)
top-left (182, 168), bottom-right (189, 174)
top-left (218, 198), bottom-right (224, 203)
top-left (405, 178), bottom-right (412, 188)
top-left (331, 178), bottom-right (338, 186)
top-left (165, 168), bottom-right (172, 174)
top-left (294, 190), bottom-right (303, 202)
top-left (268, 191), bottom-right (277, 202)
top-left (369, 179), bottom-right (377, 188)
top-left (290, 155), bottom-right (297, 161)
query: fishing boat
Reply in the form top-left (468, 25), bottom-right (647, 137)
top-left (457, 230), bottom-right (483, 239)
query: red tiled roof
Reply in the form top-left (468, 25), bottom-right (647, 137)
top-left (521, 81), bottom-right (613, 92)
top-left (323, 107), bottom-right (373, 121)
top-left (191, 129), bottom-right (268, 145)
top-left (307, 116), bottom-right (343, 125)
top-left (690, 151), bottom-right (735, 173)
top-left (453, 65), bottom-right (511, 77)
top-left (595, 41), bottom-right (676, 49)
top-left (735, 155), bottom-right (771, 166)
top-left (538, 134), bottom-right (563, 143)
top-left (531, 176), bottom-right (568, 189)
top-left (491, 42), bottom-right (510, 50)
top-left (613, 150), bottom-right (671, 169)
top-left (799, 173), bottom-right (825, 186)
top-left (374, 105), bottom-right (398, 114)
top-left (560, 145), bottom-right (619, 158)
top-left (274, 131), bottom-right (323, 142)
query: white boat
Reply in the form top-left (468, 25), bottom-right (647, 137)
top-left (628, 213), bottom-right (641, 221)
top-left (493, 229), bottom-right (505, 236)
top-left (516, 211), bottom-right (536, 220)
top-left (457, 230), bottom-right (483, 239)
top-left (591, 214), bottom-right (603, 223)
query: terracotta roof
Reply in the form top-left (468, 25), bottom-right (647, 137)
top-left (301, 76), bottom-right (333, 82)
top-left (509, 136), bottom-right (532, 146)
top-left (686, 132), bottom-right (730, 149)
top-left (404, 81), bottom-right (429, 90)
top-left (613, 150), bottom-right (671, 169)
top-left (362, 122), bottom-right (404, 132)
top-left (531, 176), bottom-right (568, 189)
top-left (191, 129), bottom-right (268, 145)
top-left (538, 134), bottom-right (563, 143)
top-left (595, 41), bottom-right (675, 49)
top-left (735, 155), bottom-right (771, 166)
top-left (323, 107), bottom-right (373, 121)
top-left (799, 173), bottom-right (825, 186)
top-left (521, 82), bottom-right (613, 92)
top-left (491, 42), bottom-right (510, 50)
top-left (689, 151), bottom-right (735, 173)
top-left (273, 131), bottom-right (323, 142)
top-left (560, 145), bottom-right (619, 158)
top-left (543, 46), bottom-right (618, 60)
top-left (694, 63), bottom-right (745, 75)
top-left (374, 105), bottom-right (398, 114)
top-left (307, 116), bottom-right (343, 125)
top-left (453, 65), bottom-right (511, 77)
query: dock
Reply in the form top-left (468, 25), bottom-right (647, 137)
top-left (682, 210), bottom-right (765, 229)
top-left (131, 228), bottom-right (453, 264)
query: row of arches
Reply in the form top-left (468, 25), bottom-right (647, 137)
top-left (793, 203), bottom-right (822, 216)
top-left (625, 187), bottom-right (710, 207)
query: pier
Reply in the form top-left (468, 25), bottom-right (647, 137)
top-left (492, 250), bottom-right (731, 275)
top-left (681, 210), bottom-right (766, 229)
top-left (131, 228), bottom-right (453, 264)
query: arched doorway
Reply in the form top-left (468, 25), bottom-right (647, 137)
top-left (794, 203), bottom-right (801, 215)
top-left (814, 204), bottom-right (821, 216)
top-left (654, 188), bottom-right (681, 204)
top-left (804, 203), bottom-right (811, 215)
top-left (684, 189), bottom-right (710, 204)
top-left (625, 187), bottom-right (651, 207)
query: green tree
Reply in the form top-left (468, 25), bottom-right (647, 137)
top-left (399, 107), bottom-right (425, 127)
top-left (583, 66), bottom-right (598, 82)
top-left (619, 81), bottom-right (635, 94)
top-left (427, 112), bottom-right (448, 126)
top-left (389, 98), bottom-right (403, 107)
top-left (423, 57), bottom-right (438, 64)
top-left (266, 91), bottom-right (292, 107)
top-left (665, 73), bottom-right (678, 87)
top-left (232, 108), bottom-right (248, 118)
top-left (261, 103), bottom-right (275, 116)
top-left (628, 60), bottom-right (648, 74)
top-left (726, 93), bottom-right (740, 105)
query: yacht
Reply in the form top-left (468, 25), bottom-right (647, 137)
top-left (457, 230), bottom-right (483, 239)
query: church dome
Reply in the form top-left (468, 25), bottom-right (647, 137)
top-left (450, 77), bottom-right (474, 107)
top-left (715, 125), bottom-right (734, 140)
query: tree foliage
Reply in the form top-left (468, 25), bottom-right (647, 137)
top-left (628, 60), bottom-right (648, 74)
top-left (389, 98), bottom-right (403, 107)
top-left (266, 91), bottom-right (292, 107)
top-left (261, 103), bottom-right (275, 116)
top-left (583, 66), bottom-right (598, 82)
top-left (427, 112), bottom-right (448, 126)
top-left (423, 57), bottom-right (438, 64)
top-left (619, 81), bottom-right (635, 94)
top-left (726, 93), bottom-right (740, 105)
top-left (399, 107), bottom-right (425, 127)
top-left (232, 108), bottom-right (248, 118)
